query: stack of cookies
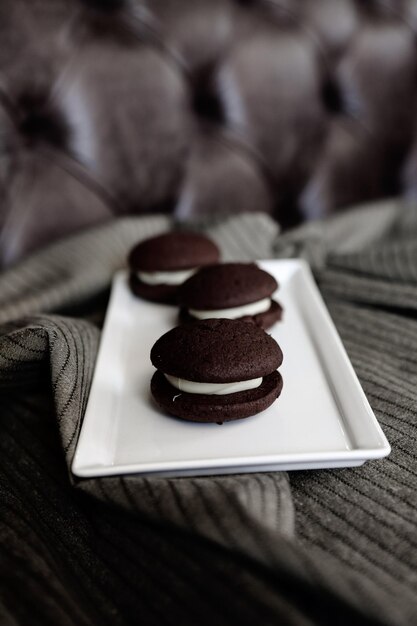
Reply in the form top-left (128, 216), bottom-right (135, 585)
top-left (127, 232), bottom-right (284, 424)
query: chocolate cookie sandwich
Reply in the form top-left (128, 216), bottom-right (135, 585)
top-left (150, 318), bottom-right (283, 423)
top-left (178, 262), bottom-right (282, 329)
top-left (128, 232), bottom-right (220, 303)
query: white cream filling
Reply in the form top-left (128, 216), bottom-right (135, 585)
top-left (137, 267), bottom-right (197, 286)
top-left (189, 297), bottom-right (271, 320)
top-left (164, 374), bottom-right (263, 395)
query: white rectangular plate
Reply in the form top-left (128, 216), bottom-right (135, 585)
top-left (72, 260), bottom-right (390, 478)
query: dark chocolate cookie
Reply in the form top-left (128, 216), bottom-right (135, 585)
top-left (178, 263), bottom-right (282, 328)
top-left (128, 232), bottom-right (220, 272)
top-left (151, 318), bottom-right (282, 383)
top-left (150, 319), bottom-right (283, 423)
top-left (128, 232), bottom-right (220, 304)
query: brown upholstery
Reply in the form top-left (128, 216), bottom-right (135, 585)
top-left (1, 0), bottom-right (417, 266)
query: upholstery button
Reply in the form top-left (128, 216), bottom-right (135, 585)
top-left (15, 93), bottom-right (68, 149)
top-left (321, 78), bottom-right (343, 115)
top-left (191, 70), bottom-right (224, 124)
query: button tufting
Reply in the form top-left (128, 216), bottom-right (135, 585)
top-left (1, 0), bottom-right (417, 265)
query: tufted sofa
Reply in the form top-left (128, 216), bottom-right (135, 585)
top-left (1, 0), bottom-right (417, 267)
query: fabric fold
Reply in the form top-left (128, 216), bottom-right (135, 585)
top-left (0, 213), bottom-right (294, 562)
top-left (2, 204), bottom-right (417, 625)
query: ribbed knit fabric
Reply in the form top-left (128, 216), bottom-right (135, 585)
top-left (1, 204), bottom-right (417, 625)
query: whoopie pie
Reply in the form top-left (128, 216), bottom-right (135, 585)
top-left (178, 263), bottom-right (282, 329)
top-left (150, 318), bottom-right (283, 423)
top-left (128, 232), bottom-right (220, 303)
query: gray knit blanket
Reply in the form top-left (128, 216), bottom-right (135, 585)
top-left (1, 201), bottom-right (417, 625)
